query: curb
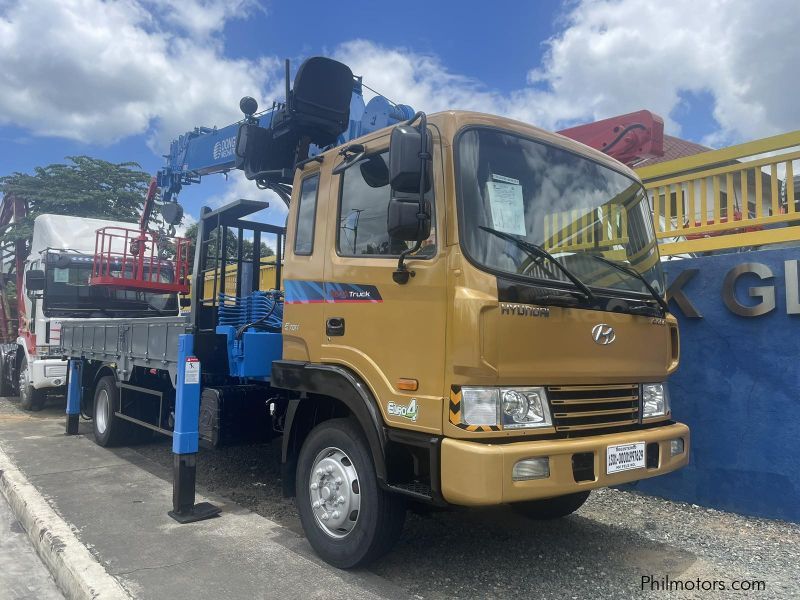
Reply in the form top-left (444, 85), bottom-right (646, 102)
top-left (0, 445), bottom-right (132, 600)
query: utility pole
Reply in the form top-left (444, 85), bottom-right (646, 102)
top-left (351, 209), bottom-right (364, 254)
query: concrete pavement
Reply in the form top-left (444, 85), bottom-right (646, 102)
top-left (0, 398), bottom-right (404, 600)
top-left (0, 490), bottom-right (64, 600)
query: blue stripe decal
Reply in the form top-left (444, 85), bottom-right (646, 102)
top-left (284, 280), bottom-right (382, 304)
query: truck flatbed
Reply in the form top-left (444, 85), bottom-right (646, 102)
top-left (59, 316), bottom-right (189, 384)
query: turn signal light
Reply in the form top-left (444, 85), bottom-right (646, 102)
top-left (396, 378), bottom-right (418, 391)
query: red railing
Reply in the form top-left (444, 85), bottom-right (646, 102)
top-left (90, 227), bottom-right (190, 294)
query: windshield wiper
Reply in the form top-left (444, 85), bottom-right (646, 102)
top-left (586, 254), bottom-right (669, 314)
top-left (479, 226), bottom-right (596, 303)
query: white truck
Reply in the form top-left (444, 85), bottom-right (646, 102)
top-left (0, 213), bottom-right (178, 409)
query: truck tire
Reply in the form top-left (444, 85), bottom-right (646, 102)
top-left (510, 490), bottom-right (591, 520)
top-left (0, 359), bottom-right (11, 397)
top-left (92, 376), bottom-right (135, 447)
top-left (18, 359), bottom-right (46, 411)
top-left (295, 418), bottom-right (405, 569)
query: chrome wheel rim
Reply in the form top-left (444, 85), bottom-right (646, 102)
top-left (308, 446), bottom-right (360, 538)
top-left (19, 365), bottom-right (29, 401)
top-left (95, 389), bottom-right (110, 435)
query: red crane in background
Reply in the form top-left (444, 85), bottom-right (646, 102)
top-left (557, 109), bottom-right (665, 167)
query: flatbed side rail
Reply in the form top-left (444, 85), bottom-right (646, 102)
top-left (59, 316), bottom-right (190, 384)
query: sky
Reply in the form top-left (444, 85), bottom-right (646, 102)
top-left (1, 0), bottom-right (798, 228)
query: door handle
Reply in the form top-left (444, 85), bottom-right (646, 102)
top-left (326, 317), bottom-right (345, 337)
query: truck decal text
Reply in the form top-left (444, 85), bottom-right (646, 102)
top-left (500, 303), bottom-right (550, 318)
top-left (284, 280), bottom-right (383, 304)
top-left (387, 398), bottom-right (418, 422)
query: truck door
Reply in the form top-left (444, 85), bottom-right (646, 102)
top-left (321, 134), bottom-right (447, 435)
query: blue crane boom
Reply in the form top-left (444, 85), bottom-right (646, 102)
top-left (156, 73), bottom-right (414, 203)
top-left (154, 55), bottom-right (666, 217)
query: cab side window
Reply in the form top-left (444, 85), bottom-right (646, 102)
top-left (338, 151), bottom-right (435, 257)
top-left (294, 174), bottom-right (320, 255)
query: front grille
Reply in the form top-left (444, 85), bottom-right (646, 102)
top-left (547, 384), bottom-right (639, 433)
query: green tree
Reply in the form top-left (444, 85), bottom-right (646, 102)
top-left (0, 155), bottom-right (152, 249)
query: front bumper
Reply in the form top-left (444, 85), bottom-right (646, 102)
top-left (440, 422), bottom-right (690, 506)
top-left (30, 358), bottom-right (68, 390)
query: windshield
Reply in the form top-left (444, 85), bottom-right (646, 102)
top-left (456, 127), bottom-right (664, 298)
top-left (42, 255), bottom-right (177, 317)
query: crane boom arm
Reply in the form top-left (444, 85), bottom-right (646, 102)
top-left (154, 57), bottom-right (664, 212)
top-left (155, 78), bottom-right (413, 203)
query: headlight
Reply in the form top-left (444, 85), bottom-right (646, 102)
top-left (501, 387), bottom-right (551, 428)
top-left (461, 387), bottom-right (498, 426)
top-left (642, 383), bottom-right (670, 418)
top-left (44, 364), bottom-right (67, 377)
top-left (459, 386), bottom-right (552, 429)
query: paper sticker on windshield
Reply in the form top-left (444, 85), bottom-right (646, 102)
top-left (487, 176), bottom-right (526, 236)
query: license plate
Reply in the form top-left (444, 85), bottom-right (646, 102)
top-left (606, 442), bottom-right (646, 474)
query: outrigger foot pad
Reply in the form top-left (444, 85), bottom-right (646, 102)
top-left (168, 502), bottom-right (221, 524)
top-left (65, 413), bottom-right (79, 435)
top-left (170, 452), bottom-right (220, 523)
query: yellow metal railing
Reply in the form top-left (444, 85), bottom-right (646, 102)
top-left (542, 201), bottom-right (660, 282)
top-left (544, 205), bottom-right (629, 254)
top-left (637, 130), bottom-right (800, 255)
top-left (193, 257), bottom-right (278, 303)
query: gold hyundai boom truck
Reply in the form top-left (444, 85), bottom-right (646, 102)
top-left (279, 109), bottom-right (689, 561)
top-left (59, 57), bottom-right (688, 569)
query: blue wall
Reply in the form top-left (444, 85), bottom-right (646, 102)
top-left (629, 247), bottom-right (800, 522)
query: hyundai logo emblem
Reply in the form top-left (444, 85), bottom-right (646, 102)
top-left (591, 323), bottom-right (616, 345)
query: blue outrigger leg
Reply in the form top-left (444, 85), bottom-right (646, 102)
top-left (65, 359), bottom-right (82, 435)
top-left (168, 334), bottom-right (220, 523)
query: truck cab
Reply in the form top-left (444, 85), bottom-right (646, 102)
top-left (274, 110), bottom-right (688, 559)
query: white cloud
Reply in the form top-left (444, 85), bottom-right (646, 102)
top-left (2, 0), bottom-right (796, 156)
top-left (205, 169), bottom-right (286, 222)
top-left (145, 0), bottom-right (263, 38)
top-left (0, 0), bottom-right (278, 147)
top-left (334, 40), bottom-right (502, 116)
top-left (530, 0), bottom-right (800, 145)
top-left (335, 0), bottom-right (799, 145)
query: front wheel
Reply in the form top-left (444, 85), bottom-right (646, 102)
top-left (510, 490), bottom-right (591, 520)
top-left (18, 359), bottom-right (46, 411)
top-left (0, 358), bottom-right (12, 397)
top-left (295, 418), bottom-right (405, 569)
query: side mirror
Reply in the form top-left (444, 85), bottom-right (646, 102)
top-left (389, 125), bottom-right (432, 194)
top-left (359, 154), bottom-right (389, 188)
top-left (387, 197), bottom-right (431, 242)
top-left (26, 269), bottom-right (45, 291)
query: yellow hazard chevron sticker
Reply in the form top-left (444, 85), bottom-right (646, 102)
top-left (449, 386), bottom-right (501, 432)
